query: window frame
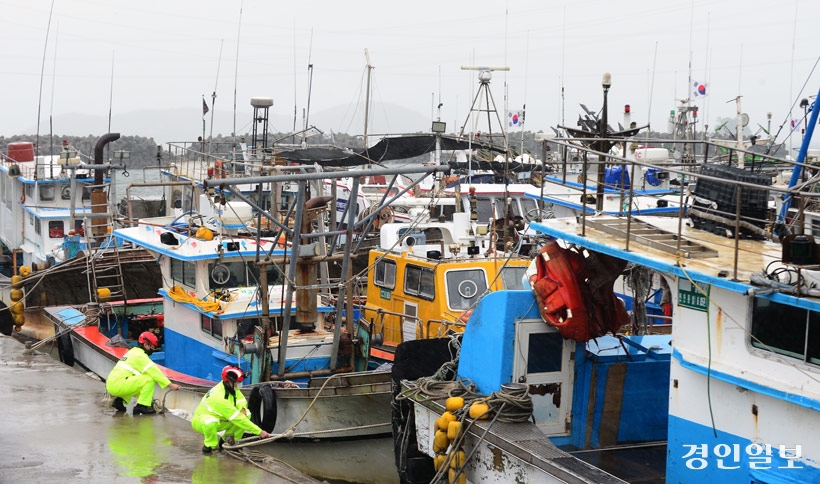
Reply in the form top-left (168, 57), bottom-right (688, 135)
top-left (404, 264), bottom-right (435, 300)
top-left (374, 258), bottom-right (397, 290)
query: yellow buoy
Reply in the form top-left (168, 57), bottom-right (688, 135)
top-left (10, 289), bottom-right (23, 301)
top-left (445, 396), bottom-right (464, 412)
top-left (10, 275), bottom-right (22, 287)
top-left (10, 301), bottom-right (23, 314)
top-left (433, 454), bottom-right (447, 471)
top-left (12, 313), bottom-right (24, 326)
top-left (469, 401), bottom-right (490, 420)
top-left (437, 411), bottom-right (457, 431)
top-left (449, 449), bottom-right (466, 469)
top-left (195, 226), bottom-right (214, 241)
top-left (448, 468), bottom-right (466, 484)
top-left (447, 420), bottom-right (461, 441)
top-left (97, 287), bottom-right (112, 301)
top-left (13, 325), bottom-right (22, 333)
top-left (19, 266), bottom-right (31, 277)
top-left (433, 430), bottom-right (449, 453)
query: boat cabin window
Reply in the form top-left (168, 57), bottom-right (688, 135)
top-left (405, 264), bottom-right (435, 300)
top-left (48, 221), bottom-right (64, 239)
top-left (26, 184), bottom-right (34, 200)
top-left (751, 298), bottom-right (820, 365)
top-left (527, 331), bottom-right (564, 373)
top-left (812, 219), bottom-right (820, 238)
top-left (500, 266), bottom-right (528, 290)
top-left (170, 259), bottom-right (196, 288)
top-left (208, 261), bottom-right (284, 290)
top-left (445, 269), bottom-right (488, 310)
top-left (520, 197), bottom-right (537, 215)
top-left (374, 259), bottom-right (396, 289)
top-left (431, 204), bottom-right (456, 221)
top-left (35, 219), bottom-right (41, 235)
top-left (40, 185), bottom-right (55, 201)
top-left (201, 316), bottom-right (223, 339)
top-left (475, 199), bottom-right (494, 222)
top-left (60, 185), bottom-right (71, 200)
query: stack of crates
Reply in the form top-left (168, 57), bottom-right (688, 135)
top-left (688, 163), bottom-right (771, 239)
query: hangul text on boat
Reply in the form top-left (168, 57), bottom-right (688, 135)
top-left (682, 444), bottom-right (709, 469)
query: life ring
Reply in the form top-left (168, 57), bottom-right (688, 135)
top-left (248, 384), bottom-right (277, 433)
top-left (57, 331), bottom-right (75, 367)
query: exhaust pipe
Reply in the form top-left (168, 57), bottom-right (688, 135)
top-left (90, 133), bottom-right (121, 238)
top-left (93, 133), bottom-right (121, 185)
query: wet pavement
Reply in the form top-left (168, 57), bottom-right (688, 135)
top-left (0, 334), bottom-right (322, 484)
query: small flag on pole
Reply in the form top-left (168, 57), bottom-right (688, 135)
top-left (507, 110), bottom-right (524, 128)
top-left (692, 81), bottom-right (708, 98)
top-left (202, 98), bottom-right (210, 116)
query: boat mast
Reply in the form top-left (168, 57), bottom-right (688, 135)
top-left (363, 49), bottom-right (373, 155)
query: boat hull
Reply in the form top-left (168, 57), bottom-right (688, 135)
top-left (61, 323), bottom-right (394, 482)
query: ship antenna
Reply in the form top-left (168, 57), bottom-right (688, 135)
top-left (231, 0), bottom-right (244, 158)
top-left (209, 39), bottom-right (224, 156)
top-left (35, 0), bottom-right (56, 158)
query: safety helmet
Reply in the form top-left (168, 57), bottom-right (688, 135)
top-left (221, 365), bottom-right (245, 383)
top-left (138, 331), bottom-right (159, 346)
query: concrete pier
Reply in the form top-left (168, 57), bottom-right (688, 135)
top-left (0, 334), bottom-right (321, 484)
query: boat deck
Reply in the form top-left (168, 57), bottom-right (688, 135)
top-left (413, 395), bottom-right (630, 484)
top-left (531, 215), bottom-right (807, 297)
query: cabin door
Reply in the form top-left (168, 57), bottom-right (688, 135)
top-left (513, 320), bottom-right (574, 435)
top-left (401, 302), bottom-right (419, 342)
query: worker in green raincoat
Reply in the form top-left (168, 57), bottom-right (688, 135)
top-left (191, 365), bottom-right (271, 453)
top-left (106, 331), bottom-right (181, 414)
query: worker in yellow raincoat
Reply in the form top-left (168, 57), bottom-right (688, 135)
top-left (191, 365), bottom-right (271, 453)
top-left (105, 331), bottom-right (181, 415)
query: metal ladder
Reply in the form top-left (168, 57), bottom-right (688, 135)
top-left (81, 184), bottom-right (128, 304)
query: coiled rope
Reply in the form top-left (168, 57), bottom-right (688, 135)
top-left (167, 285), bottom-right (222, 313)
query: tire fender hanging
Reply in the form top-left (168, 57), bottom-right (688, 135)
top-left (248, 384), bottom-right (277, 433)
top-left (57, 332), bottom-right (75, 367)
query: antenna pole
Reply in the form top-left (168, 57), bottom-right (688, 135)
top-left (209, 40), bottom-right (223, 156)
top-left (35, 0), bottom-right (56, 158)
top-left (363, 49), bottom-right (374, 151)
top-left (232, 0), bottom-right (244, 154)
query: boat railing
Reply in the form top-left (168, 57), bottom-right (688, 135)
top-left (357, 305), bottom-right (467, 344)
top-left (551, 135), bottom-right (820, 280)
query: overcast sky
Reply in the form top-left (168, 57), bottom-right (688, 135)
top-left (2, 0), bottom-right (819, 150)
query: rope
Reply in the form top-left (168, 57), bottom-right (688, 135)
top-left (167, 285), bottom-right (222, 313)
top-left (25, 303), bottom-right (101, 352)
top-left (224, 371), bottom-right (375, 450)
top-left (223, 448), bottom-right (313, 484)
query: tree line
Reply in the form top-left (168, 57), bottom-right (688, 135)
top-left (3, 127), bottom-right (768, 169)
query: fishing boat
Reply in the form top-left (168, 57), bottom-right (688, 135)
top-left (46, 157), bottom-right (453, 483)
top-left (0, 133), bottom-right (167, 338)
top-left (359, 197), bottom-right (534, 362)
top-left (390, 89), bottom-right (820, 482)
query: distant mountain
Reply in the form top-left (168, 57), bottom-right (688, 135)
top-left (9, 103), bottom-right (431, 145)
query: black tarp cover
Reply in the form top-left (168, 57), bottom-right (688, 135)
top-left (274, 135), bottom-right (504, 167)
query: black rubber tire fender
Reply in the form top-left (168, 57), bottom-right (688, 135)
top-left (248, 384), bottom-right (277, 433)
top-left (57, 332), bottom-right (75, 367)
